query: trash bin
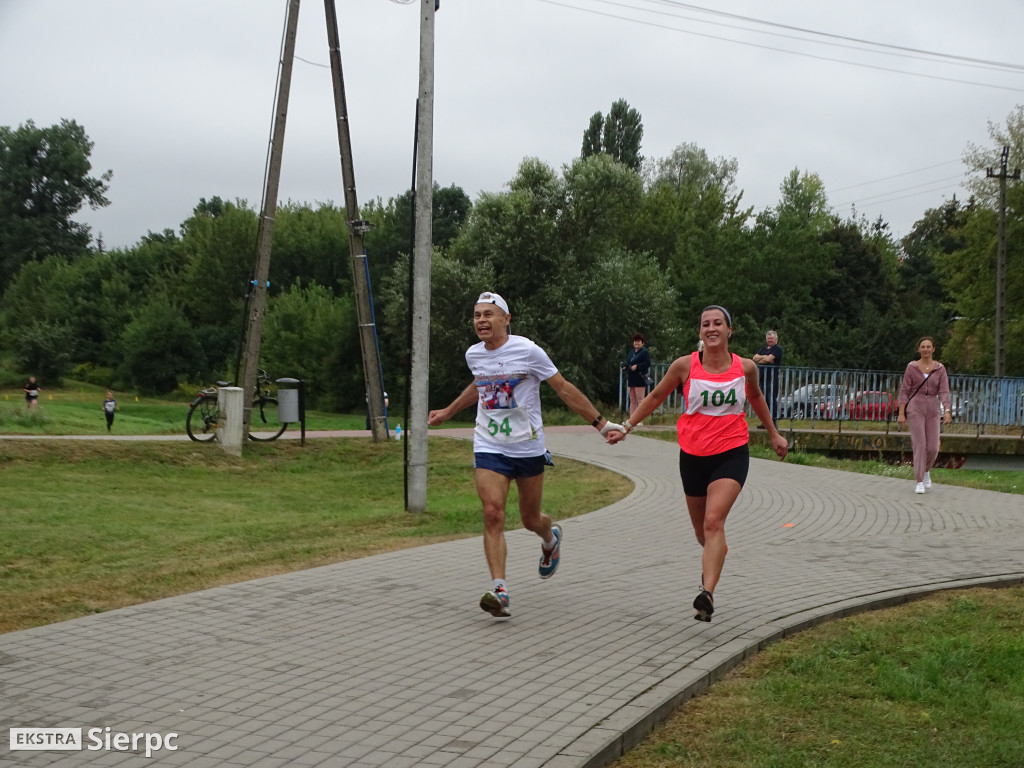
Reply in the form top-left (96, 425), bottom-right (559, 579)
top-left (276, 378), bottom-right (302, 423)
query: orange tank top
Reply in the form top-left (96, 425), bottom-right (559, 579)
top-left (677, 351), bottom-right (750, 456)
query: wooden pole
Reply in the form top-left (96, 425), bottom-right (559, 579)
top-left (324, 0), bottom-right (388, 442)
top-left (240, 0), bottom-right (301, 433)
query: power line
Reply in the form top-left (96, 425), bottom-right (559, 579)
top-left (643, 0), bottom-right (1024, 73)
top-left (829, 161), bottom-right (962, 193)
top-left (833, 174), bottom-right (963, 206)
top-left (536, 0), bottom-right (1024, 92)
top-left (831, 182), bottom-right (965, 216)
top-left (295, 55), bottom-right (330, 69)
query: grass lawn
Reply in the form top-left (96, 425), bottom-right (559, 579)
top-left (0, 437), bottom-right (632, 633)
top-left (0, 382), bottom-right (367, 435)
top-left (614, 585), bottom-right (1024, 768)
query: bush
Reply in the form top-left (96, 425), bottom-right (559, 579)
top-left (118, 299), bottom-right (207, 394)
top-left (71, 363), bottom-right (118, 388)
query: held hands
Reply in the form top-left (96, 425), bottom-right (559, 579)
top-left (605, 427), bottom-right (627, 444)
top-left (600, 421), bottom-right (625, 442)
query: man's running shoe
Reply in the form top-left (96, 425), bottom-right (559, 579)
top-left (480, 587), bottom-right (511, 617)
top-left (923, 472), bottom-right (932, 489)
top-left (539, 524), bottom-right (562, 579)
top-left (693, 589), bottom-right (714, 622)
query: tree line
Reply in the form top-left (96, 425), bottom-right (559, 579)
top-left (1, 102), bottom-right (1021, 411)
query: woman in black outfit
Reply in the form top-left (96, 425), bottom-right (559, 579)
top-left (622, 332), bottom-right (651, 425)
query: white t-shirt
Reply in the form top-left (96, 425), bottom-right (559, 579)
top-left (465, 334), bottom-right (558, 457)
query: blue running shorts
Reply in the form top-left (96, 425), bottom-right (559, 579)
top-left (474, 451), bottom-right (552, 478)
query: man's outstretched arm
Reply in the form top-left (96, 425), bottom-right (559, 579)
top-left (428, 382), bottom-right (478, 426)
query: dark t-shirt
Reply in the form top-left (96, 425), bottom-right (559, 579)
top-left (24, 380), bottom-right (39, 398)
top-left (756, 344), bottom-right (783, 368)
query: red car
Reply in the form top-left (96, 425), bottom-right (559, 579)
top-left (847, 390), bottom-right (895, 421)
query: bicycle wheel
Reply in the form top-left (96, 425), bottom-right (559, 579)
top-left (247, 396), bottom-right (288, 441)
top-left (186, 394), bottom-right (219, 442)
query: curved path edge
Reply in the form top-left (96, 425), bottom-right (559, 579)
top-left (1, 427), bottom-right (1022, 768)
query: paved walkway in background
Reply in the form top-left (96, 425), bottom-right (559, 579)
top-left (2, 428), bottom-right (1022, 767)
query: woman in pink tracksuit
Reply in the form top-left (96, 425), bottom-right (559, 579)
top-left (897, 337), bottom-right (951, 494)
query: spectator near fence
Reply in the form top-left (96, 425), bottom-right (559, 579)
top-left (752, 330), bottom-right (782, 425)
top-left (621, 332), bottom-right (651, 425)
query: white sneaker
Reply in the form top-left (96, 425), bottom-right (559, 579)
top-left (915, 482), bottom-right (925, 494)
top-left (923, 472), bottom-right (932, 489)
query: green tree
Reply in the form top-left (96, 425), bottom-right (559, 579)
top-left (938, 197), bottom-right (1024, 376)
top-left (897, 198), bottom-right (968, 358)
top-left (12, 320), bottom-right (75, 383)
top-left (272, 202), bottom-right (349, 294)
top-left (948, 105), bottom-right (1024, 374)
top-left (739, 170), bottom-right (835, 365)
top-left (439, 156), bottom-right (677, 403)
top-left (362, 183), bottom-right (471, 292)
top-left (963, 104), bottom-right (1024, 209)
top-left (580, 99), bottom-right (644, 171)
top-left (379, 250), bottom-right (495, 408)
top-left (815, 220), bottom-right (901, 369)
top-left (0, 119), bottom-right (111, 290)
top-left (118, 296), bottom-right (206, 394)
top-left (630, 142), bottom-right (750, 302)
top-left (261, 282), bottom-right (359, 411)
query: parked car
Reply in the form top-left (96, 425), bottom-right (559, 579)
top-left (847, 390), bottom-right (895, 421)
top-left (949, 392), bottom-right (969, 421)
top-left (778, 384), bottom-right (851, 419)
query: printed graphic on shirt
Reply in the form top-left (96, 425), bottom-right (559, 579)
top-left (474, 373), bottom-right (534, 443)
top-left (686, 375), bottom-right (746, 416)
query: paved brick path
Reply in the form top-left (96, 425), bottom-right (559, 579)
top-left (2, 427), bottom-right (1022, 767)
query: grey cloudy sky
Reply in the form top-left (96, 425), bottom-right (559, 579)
top-left (3, 0), bottom-right (1023, 250)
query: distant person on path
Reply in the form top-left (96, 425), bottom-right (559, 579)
top-left (752, 330), bottom-right (783, 424)
top-left (427, 291), bottom-right (623, 619)
top-left (621, 332), bottom-right (651, 425)
top-left (103, 390), bottom-right (119, 432)
top-left (23, 376), bottom-right (39, 409)
top-left (608, 305), bottom-right (788, 623)
top-left (896, 337), bottom-right (951, 494)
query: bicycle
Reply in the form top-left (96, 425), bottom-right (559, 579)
top-left (186, 369), bottom-right (288, 442)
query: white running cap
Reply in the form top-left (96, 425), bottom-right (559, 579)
top-left (476, 291), bottom-right (509, 314)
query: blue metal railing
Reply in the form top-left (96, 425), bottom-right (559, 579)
top-left (619, 364), bottom-right (1024, 432)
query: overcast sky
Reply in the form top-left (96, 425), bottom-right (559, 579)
top-left (3, 0), bottom-right (1023, 250)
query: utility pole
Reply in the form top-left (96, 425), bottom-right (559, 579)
top-left (406, 0), bottom-right (436, 513)
top-left (986, 145), bottom-right (1020, 378)
top-left (241, 0), bottom-right (301, 433)
top-left (323, 0), bottom-right (388, 442)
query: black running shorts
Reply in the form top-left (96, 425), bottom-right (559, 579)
top-left (678, 444), bottom-right (749, 497)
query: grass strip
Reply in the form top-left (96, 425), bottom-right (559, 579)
top-left (0, 437), bottom-right (632, 632)
top-left (614, 586), bottom-right (1024, 768)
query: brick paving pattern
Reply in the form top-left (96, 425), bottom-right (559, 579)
top-left (2, 427), bottom-right (1022, 767)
